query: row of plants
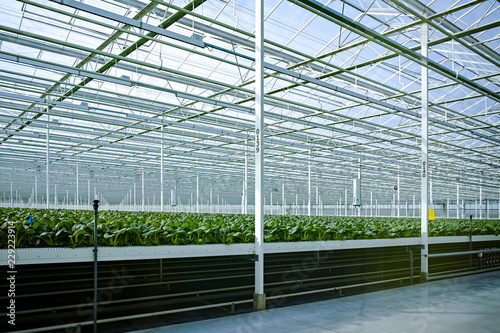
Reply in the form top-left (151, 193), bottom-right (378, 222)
top-left (1, 207), bottom-right (499, 248)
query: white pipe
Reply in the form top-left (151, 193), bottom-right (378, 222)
top-left (76, 164), bottom-right (79, 209)
top-left (254, 0), bottom-right (265, 302)
top-left (46, 116), bottom-right (50, 209)
top-left (479, 185), bottom-right (482, 219)
top-left (308, 151), bottom-right (311, 216)
top-left (35, 175), bottom-right (37, 208)
top-left (244, 139), bottom-right (248, 214)
top-left (160, 126), bottom-right (164, 212)
top-left (420, 22), bottom-right (429, 282)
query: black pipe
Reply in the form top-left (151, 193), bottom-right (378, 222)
top-left (469, 215), bottom-right (473, 270)
top-left (93, 199), bottom-right (100, 333)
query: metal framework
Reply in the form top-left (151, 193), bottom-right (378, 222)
top-left (3, 235), bottom-right (498, 265)
top-left (0, 0), bottom-right (499, 210)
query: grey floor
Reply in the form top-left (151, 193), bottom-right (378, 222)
top-left (130, 270), bottom-right (500, 333)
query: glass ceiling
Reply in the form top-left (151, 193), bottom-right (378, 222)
top-left (0, 0), bottom-right (499, 206)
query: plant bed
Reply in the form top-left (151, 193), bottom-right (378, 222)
top-left (1, 207), bottom-right (499, 248)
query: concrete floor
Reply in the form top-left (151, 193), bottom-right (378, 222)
top-left (130, 270), bottom-right (500, 333)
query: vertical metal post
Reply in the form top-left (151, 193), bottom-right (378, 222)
top-left (10, 182), bottom-right (13, 207)
top-left (392, 191), bottom-right (395, 217)
top-left (457, 183), bottom-right (460, 218)
top-left (142, 170), bottom-right (145, 211)
top-left (370, 191), bottom-right (373, 217)
top-left (54, 185), bottom-right (57, 206)
top-left (92, 199), bottom-right (100, 333)
top-left (160, 259), bottom-right (163, 282)
top-left (462, 199), bottom-right (464, 219)
top-left (479, 185), bottom-right (482, 219)
top-left (487, 199), bottom-right (489, 219)
top-left (210, 188), bottom-right (213, 213)
top-left (88, 180), bottom-right (90, 210)
top-left (35, 175), bottom-right (38, 208)
top-left (282, 180), bottom-right (285, 215)
top-left (447, 198), bottom-right (449, 219)
top-left (409, 249), bottom-right (414, 284)
top-left (196, 175), bottom-right (199, 213)
top-left (76, 165), bottom-right (79, 210)
top-left (397, 167), bottom-right (400, 217)
top-left (295, 194), bottom-right (298, 215)
top-left (420, 22), bottom-right (429, 282)
top-left (46, 116), bottom-right (50, 209)
top-left (133, 182), bottom-right (136, 211)
top-left (315, 181), bottom-right (319, 216)
top-left (244, 139), bottom-right (248, 214)
top-left (345, 188), bottom-right (347, 216)
top-left (413, 195), bottom-right (415, 218)
top-left (469, 215), bottom-right (473, 269)
top-left (254, 0), bottom-right (265, 311)
top-left (308, 151), bottom-right (311, 216)
top-left (160, 126), bottom-right (164, 212)
top-left (270, 192), bottom-right (273, 215)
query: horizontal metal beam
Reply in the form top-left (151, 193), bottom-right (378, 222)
top-left (51, 0), bottom-right (205, 47)
top-left (290, 0), bottom-right (500, 104)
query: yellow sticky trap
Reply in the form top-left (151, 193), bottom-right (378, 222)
top-left (428, 209), bottom-right (435, 221)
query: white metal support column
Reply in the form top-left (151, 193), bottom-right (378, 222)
top-left (254, 0), bottom-right (265, 311)
top-left (420, 22), bottom-right (429, 282)
top-left (308, 151), bottom-right (311, 216)
top-left (457, 184), bottom-right (460, 218)
top-left (88, 180), bottom-right (90, 210)
top-left (244, 139), bottom-right (248, 214)
top-left (46, 116), bottom-right (50, 209)
top-left (76, 165), bottom-right (79, 210)
top-left (295, 194), bottom-right (298, 215)
top-left (134, 182), bottom-right (136, 211)
top-left (370, 191), bottom-right (373, 216)
top-left (345, 188), bottom-right (348, 216)
top-left (196, 175), bottom-right (199, 213)
top-left (142, 171), bottom-right (145, 211)
top-left (487, 199), bottom-right (489, 219)
top-left (35, 176), bottom-right (37, 208)
top-left (397, 167), bottom-right (400, 217)
top-left (160, 126), bottom-right (164, 212)
top-left (413, 195), bottom-right (415, 217)
top-left (315, 181), bottom-right (319, 216)
top-left (10, 182), bottom-right (13, 207)
top-left (447, 198), bottom-right (449, 218)
top-left (479, 185), bottom-right (482, 219)
top-left (282, 180), bottom-right (285, 215)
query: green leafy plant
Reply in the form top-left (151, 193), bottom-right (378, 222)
top-left (0, 207), bottom-right (499, 248)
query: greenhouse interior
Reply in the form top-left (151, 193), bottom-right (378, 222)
top-left (0, 0), bottom-right (499, 332)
